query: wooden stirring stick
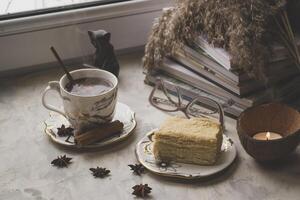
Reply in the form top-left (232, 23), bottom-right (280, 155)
top-left (50, 46), bottom-right (75, 85)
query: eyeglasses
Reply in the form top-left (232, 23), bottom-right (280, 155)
top-left (149, 79), bottom-right (226, 129)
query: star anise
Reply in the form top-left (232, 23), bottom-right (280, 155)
top-left (57, 124), bottom-right (74, 137)
top-left (132, 184), bottom-right (152, 198)
top-left (51, 155), bottom-right (72, 168)
top-left (89, 167), bottom-right (110, 178)
top-left (128, 164), bottom-right (145, 176)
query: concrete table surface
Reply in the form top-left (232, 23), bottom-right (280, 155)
top-left (0, 52), bottom-right (299, 200)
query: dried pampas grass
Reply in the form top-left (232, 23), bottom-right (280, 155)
top-left (143, 0), bottom-right (299, 79)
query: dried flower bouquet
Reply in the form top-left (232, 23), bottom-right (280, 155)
top-left (143, 0), bottom-right (300, 79)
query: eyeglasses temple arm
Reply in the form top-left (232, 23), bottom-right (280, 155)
top-left (192, 96), bottom-right (225, 130)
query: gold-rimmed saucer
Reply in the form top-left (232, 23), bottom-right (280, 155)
top-left (135, 130), bottom-right (237, 179)
top-left (44, 102), bottom-right (136, 149)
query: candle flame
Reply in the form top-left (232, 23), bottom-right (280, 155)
top-left (266, 132), bottom-right (271, 140)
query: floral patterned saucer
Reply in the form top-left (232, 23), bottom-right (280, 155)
top-left (44, 102), bottom-right (136, 149)
top-left (135, 130), bottom-right (237, 179)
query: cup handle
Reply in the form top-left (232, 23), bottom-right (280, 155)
top-left (42, 81), bottom-right (66, 117)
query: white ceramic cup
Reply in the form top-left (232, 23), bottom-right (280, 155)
top-left (42, 68), bottom-right (118, 132)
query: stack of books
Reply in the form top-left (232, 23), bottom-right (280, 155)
top-left (144, 35), bottom-right (300, 118)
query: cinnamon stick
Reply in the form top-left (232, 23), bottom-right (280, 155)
top-left (75, 120), bottom-right (124, 146)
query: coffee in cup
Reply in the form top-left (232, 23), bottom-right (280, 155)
top-left (65, 78), bottom-right (113, 96)
top-left (42, 69), bottom-right (118, 132)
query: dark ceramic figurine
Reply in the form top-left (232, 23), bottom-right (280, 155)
top-left (88, 30), bottom-right (120, 77)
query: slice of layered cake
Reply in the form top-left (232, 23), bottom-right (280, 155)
top-left (153, 116), bottom-right (223, 165)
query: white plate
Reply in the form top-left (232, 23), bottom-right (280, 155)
top-left (135, 130), bottom-right (237, 179)
top-left (44, 102), bottom-right (136, 149)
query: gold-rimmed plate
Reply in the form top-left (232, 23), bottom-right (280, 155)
top-left (44, 102), bottom-right (136, 149)
top-left (135, 130), bottom-right (237, 179)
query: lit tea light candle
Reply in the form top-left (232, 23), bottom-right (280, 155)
top-left (253, 131), bottom-right (283, 140)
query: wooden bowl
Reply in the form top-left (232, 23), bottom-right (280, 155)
top-left (237, 103), bottom-right (300, 161)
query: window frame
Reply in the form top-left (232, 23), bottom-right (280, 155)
top-left (0, 0), bottom-right (130, 21)
top-left (0, 0), bottom-right (171, 36)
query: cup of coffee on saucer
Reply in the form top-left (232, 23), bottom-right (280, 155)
top-left (42, 68), bottom-right (118, 132)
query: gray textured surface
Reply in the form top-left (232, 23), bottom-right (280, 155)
top-left (0, 52), bottom-right (299, 200)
